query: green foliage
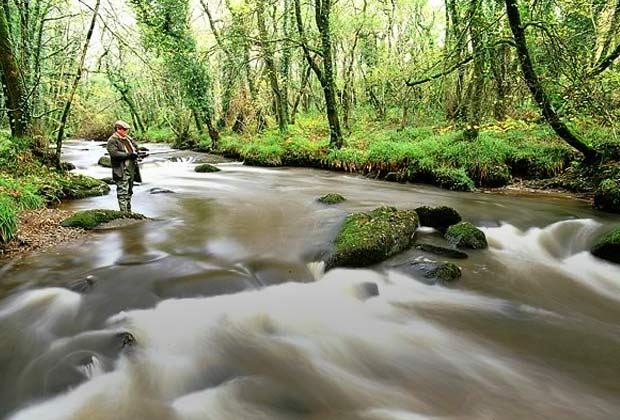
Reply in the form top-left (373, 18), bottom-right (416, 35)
top-left (135, 127), bottom-right (174, 143)
top-left (594, 178), bottom-right (620, 213)
top-left (0, 193), bottom-right (17, 244)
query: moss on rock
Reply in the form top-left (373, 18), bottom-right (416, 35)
top-left (60, 209), bottom-right (146, 230)
top-left (415, 206), bottom-right (462, 231)
top-left (434, 262), bottom-right (462, 282)
top-left (318, 193), bottom-right (346, 204)
top-left (591, 227), bottom-right (620, 263)
top-left (195, 163), bottom-right (221, 173)
top-left (327, 206), bottom-right (418, 269)
top-left (60, 174), bottom-right (110, 199)
top-left (98, 156), bottom-right (111, 168)
top-left (593, 178), bottom-right (620, 213)
top-left (445, 221), bottom-right (488, 249)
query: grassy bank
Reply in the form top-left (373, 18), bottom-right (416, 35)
top-left (216, 117), bottom-right (578, 192)
top-left (207, 115), bottom-right (619, 212)
top-left (0, 132), bottom-right (109, 249)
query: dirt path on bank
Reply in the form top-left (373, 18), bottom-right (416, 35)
top-left (0, 208), bottom-right (87, 263)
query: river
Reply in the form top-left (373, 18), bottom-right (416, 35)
top-left (0, 139), bottom-right (619, 419)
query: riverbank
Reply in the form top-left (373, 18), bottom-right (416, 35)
top-left (0, 208), bottom-right (86, 263)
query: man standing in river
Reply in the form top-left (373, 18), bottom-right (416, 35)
top-left (106, 120), bottom-right (142, 212)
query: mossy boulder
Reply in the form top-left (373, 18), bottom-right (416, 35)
top-left (593, 178), bottom-right (620, 213)
top-left (327, 206), bottom-right (419, 269)
top-left (445, 221), bottom-right (488, 249)
top-left (394, 260), bottom-right (462, 283)
top-left (98, 156), bottom-right (111, 168)
top-left (195, 163), bottom-right (220, 173)
top-left (415, 206), bottom-right (462, 231)
top-left (318, 193), bottom-right (346, 204)
top-left (60, 209), bottom-right (146, 230)
top-left (61, 174), bottom-right (110, 199)
top-left (590, 227), bottom-right (620, 263)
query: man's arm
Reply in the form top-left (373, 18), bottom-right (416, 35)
top-left (106, 138), bottom-right (130, 161)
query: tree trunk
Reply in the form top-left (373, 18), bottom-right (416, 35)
top-left (505, 0), bottom-right (597, 161)
top-left (294, 0), bottom-right (343, 148)
top-left (55, 0), bottom-right (100, 165)
top-left (257, 0), bottom-right (288, 133)
top-left (0, 7), bottom-right (29, 137)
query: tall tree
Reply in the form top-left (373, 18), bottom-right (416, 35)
top-left (0, 6), bottom-right (29, 137)
top-left (55, 0), bottom-right (101, 164)
top-left (294, 0), bottom-right (343, 148)
top-left (130, 0), bottom-right (219, 147)
top-left (505, 0), bottom-right (598, 161)
top-left (257, 0), bottom-right (288, 133)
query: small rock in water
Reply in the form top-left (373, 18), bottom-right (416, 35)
top-left (352, 281), bottom-right (379, 300)
top-left (67, 275), bottom-right (96, 293)
top-left (149, 187), bottom-right (175, 194)
top-left (116, 332), bottom-right (136, 348)
top-left (394, 260), bottom-right (462, 283)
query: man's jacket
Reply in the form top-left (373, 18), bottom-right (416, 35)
top-left (106, 132), bottom-right (143, 182)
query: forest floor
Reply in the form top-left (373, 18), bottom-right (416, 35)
top-left (0, 208), bottom-right (86, 264)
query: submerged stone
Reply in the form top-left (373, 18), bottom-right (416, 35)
top-left (98, 156), bottom-right (111, 167)
top-left (326, 206), bottom-right (418, 269)
top-left (415, 206), bottom-right (462, 231)
top-left (61, 174), bottom-right (110, 199)
top-left (444, 221), bottom-right (488, 249)
top-left (394, 260), bottom-right (462, 283)
top-left (414, 243), bottom-right (469, 259)
top-left (60, 209), bottom-right (146, 230)
top-left (195, 163), bottom-right (220, 173)
top-left (591, 227), bottom-right (620, 263)
top-left (318, 193), bottom-right (346, 204)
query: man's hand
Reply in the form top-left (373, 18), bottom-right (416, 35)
top-left (129, 152), bottom-right (139, 160)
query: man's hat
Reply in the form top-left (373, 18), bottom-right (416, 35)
top-left (114, 120), bottom-right (130, 129)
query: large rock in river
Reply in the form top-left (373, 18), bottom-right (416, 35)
top-left (415, 206), bottom-right (461, 231)
top-left (444, 221), bottom-right (488, 249)
top-left (326, 206), bottom-right (419, 269)
top-left (61, 209), bottom-right (146, 230)
top-left (61, 174), bottom-right (110, 199)
top-left (590, 227), bottom-right (620, 263)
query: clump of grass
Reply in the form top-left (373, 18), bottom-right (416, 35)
top-left (0, 193), bottom-right (17, 244)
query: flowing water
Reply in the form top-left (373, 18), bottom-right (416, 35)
top-left (0, 140), bottom-right (619, 419)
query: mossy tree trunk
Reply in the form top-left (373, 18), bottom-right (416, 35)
top-left (505, 0), bottom-right (598, 162)
top-left (294, 0), bottom-right (343, 149)
top-left (0, 7), bottom-right (30, 138)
